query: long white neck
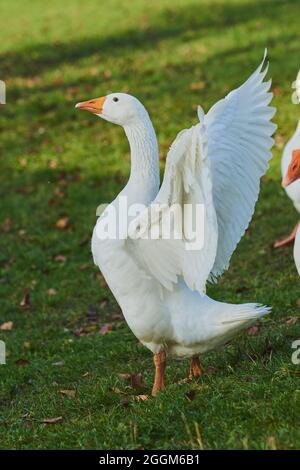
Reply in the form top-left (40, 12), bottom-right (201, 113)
top-left (124, 113), bottom-right (160, 191)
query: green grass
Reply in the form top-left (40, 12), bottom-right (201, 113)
top-left (1, 0), bottom-right (300, 450)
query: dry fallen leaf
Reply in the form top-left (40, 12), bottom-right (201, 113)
top-left (47, 288), bottom-right (57, 296)
top-left (72, 327), bottom-right (85, 337)
top-left (23, 341), bottom-right (31, 349)
top-left (59, 389), bottom-right (76, 398)
top-left (20, 289), bottom-right (31, 309)
top-left (275, 133), bottom-right (285, 150)
top-left (55, 217), bottom-right (69, 229)
top-left (54, 254), bottom-right (67, 263)
top-left (246, 325), bottom-right (259, 336)
top-left (41, 416), bottom-right (64, 425)
top-left (118, 372), bottom-right (142, 388)
top-left (273, 87), bottom-right (282, 97)
top-left (286, 316), bottom-right (298, 326)
top-left (135, 394), bottom-right (149, 402)
top-left (49, 159), bottom-right (58, 169)
top-left (109, 386), bottom-right (122, 394)
top-left (100, 323), bottom-right (113, 335)
top-left (190, 81), bottom-right (206, 91)
top-left (53, 187), bottom-right (65, 199)
top-left (0, 321), bottom-right (13, 331)
top-left (15, 358), bottom-right (30, 366)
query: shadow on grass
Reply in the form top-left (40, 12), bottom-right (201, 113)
top-left (1, 0), bottom-right (299, 78)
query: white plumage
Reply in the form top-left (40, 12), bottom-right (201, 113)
top-left (76, 52), bottom-right (276, 393)
top-left (275, 69), bottom-right (300, 275)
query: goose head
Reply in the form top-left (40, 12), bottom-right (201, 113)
top-left (282, 149), bottom-right (300, 187)
top-left (75, 92), bottom-right (148, 126)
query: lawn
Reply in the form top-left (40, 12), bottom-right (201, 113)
top-left (0, 0), bottom-right (300, 450)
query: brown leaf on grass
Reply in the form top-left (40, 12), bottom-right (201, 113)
top-left (109, 386), bottom-right (122, 394)
top-left (246, 325), bottom-right (259, 336)
top-left (134, 394), bottom-right (149, 402)
top-left (41, 416), bottom-right (64, 425)
top-left (273, 87), bottom-right (282, 97)
top-left (286, 316), bottom-right (298, 326)
top-left (103, 69), bottom-right (112, 79)
top-left (118, 372), bottom-right (142, 388)
top-left (72, 327), bottom-right (85, 337)
top-left (19, 158), bottom-right (27, 167)
top-left (118, 373), bottom-right (131, 381)
top-left (1, 218), bottom-right (13, 233)
top-left (99, 323), bottom-right (113, 335)
top-left (53, 187), bottom-right (65, 199)
top-left (55, 217), bottom-right (69, 229)
top-left (49, 159), bottom-right (58, 169)
top-left (190, 81), bottom-right (206, 91)
top-left (54, 254), bottom-right (67, 263)
top-left (59, 389), bottom-right (76, 398)
top-left (0, 321), bottom-right (13, 331)
top-left (20, 289), bottom-right (31, 309)
top-left (47, 288), bottom-right (57, 296)
top-left (23, 341), bottom-right (31, 349)
top-left (15, 358), bottom-right (30, 366)
top-left (275, 133), bottom-right (285, 150)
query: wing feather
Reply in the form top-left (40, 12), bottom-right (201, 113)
top-left (206, 51), bottom-right (277, 279)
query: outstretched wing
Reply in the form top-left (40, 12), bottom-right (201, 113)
top-left (128, 120), bottom-right (218, 294)
top-left (206, 51), bottom-right (277, 279)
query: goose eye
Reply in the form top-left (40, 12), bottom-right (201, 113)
top-left (113, 97), bottom-right (119, 102)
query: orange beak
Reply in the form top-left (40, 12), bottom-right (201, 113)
top-left (282, 149), bottom-right (300, 188)
top-left (75, 96), bottom-right (106, 114)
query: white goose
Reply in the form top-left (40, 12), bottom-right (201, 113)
top-left (76, 53), bottom-right (276, 396)
top-left (282, 149), bottom-right (300, 275)
top-left (273, 70), bottom-right (300, 248)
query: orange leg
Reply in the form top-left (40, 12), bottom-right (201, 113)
top-left (152, 351), bottom-right (166, 397)
top-left (273, 222), bottom-right (300, 249)
top-left (189, 356), bottom-right (202, 379)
